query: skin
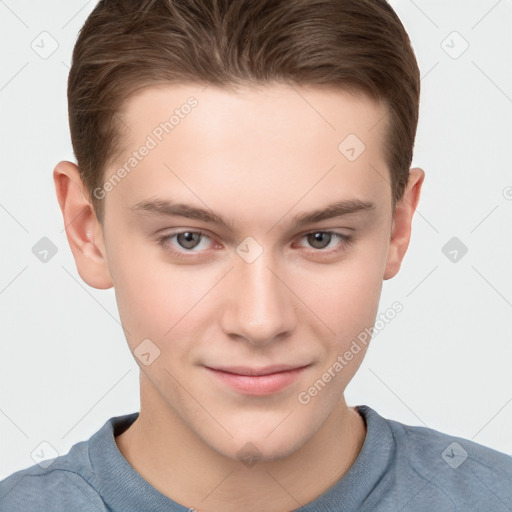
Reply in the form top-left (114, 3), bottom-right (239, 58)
top-left (54, 83), bottom-right (424, 512)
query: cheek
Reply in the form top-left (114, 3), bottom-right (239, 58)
top-left (107, 241), bottom-right (175, 346)
top-left (109, 242), bottom-right (220, 350)
top-left (291, 239), bottom-right (387, 388)
top-left (294, 243), bottom-right (385, 332)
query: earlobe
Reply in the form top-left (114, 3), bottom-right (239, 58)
top-left (53, 161), bottom-right (114, 290)
top-left (383, 167), bottom-right (425, 280)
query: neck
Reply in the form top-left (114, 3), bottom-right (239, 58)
top-left (115, 373), bottom-right (366, 512)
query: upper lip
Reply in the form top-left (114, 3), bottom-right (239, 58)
top-left (205, 364), bottom-right (309, 376)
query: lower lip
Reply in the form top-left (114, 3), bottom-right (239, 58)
top-left (205, 366), bottom-right (308, 395)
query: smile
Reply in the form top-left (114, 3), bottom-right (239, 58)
top-left (203, 365), bottom-right (310, 395)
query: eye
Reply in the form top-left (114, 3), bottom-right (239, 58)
top-left (295, 231), bottom-right (352, 255)
top-left (157, 229), bottom-right (352, 259)
top-left (158, 230), bottom-right (215, 256)
top-left (174, 231), bottom-right (204, 250)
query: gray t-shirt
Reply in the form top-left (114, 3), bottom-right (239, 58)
top-left (1, 405), bottom-right (511, 511)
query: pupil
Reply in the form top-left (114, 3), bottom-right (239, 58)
top-left (179, 232), bottom-right (200, 249)
top-left (309, 232), bottom-right (331, 249)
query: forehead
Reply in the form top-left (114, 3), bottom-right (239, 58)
top-left (106, 83), bottom-right (391, 224)
top-left (119, 82), bottom-right (387, 149)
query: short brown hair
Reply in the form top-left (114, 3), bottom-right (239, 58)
top-left (68, 0), bottom-right (420, 223)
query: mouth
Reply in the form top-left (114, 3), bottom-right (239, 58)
top-left (203, 364), bottom-right (310, 395)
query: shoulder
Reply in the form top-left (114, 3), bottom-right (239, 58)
top-left (388, 415), bottom-right (512, 471)
top-left (0, 440), bottom-right (107, 512)
top-left (382, 410), bottom-right (512, 510)
top-left (0, 412), bottom-right (139, 511)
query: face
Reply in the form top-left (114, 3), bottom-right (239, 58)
top-left (69, 83), bottom-right (411, 462)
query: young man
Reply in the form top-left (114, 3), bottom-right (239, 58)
top-left (1, 0), bottom-right (511, 510)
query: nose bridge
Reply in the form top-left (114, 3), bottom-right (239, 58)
top-left (221, 242), bottom-right (296, 344)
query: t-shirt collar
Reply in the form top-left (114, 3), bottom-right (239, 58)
top-left (88, 405), bottom-right (395, 512)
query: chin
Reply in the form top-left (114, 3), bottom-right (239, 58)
top-left (202, 423), bottom-right (308, 466)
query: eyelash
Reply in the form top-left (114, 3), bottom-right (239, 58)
top-left (157, 230), bottom-right (353, 259)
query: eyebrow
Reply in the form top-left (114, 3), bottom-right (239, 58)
top-left (130, 197), bottom-right (376, 230)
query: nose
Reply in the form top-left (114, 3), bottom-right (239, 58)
top-left (219, 248), bottom-right (297, 346)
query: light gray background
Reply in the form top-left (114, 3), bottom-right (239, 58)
top-left (1, 0), bottom-right (511, 479)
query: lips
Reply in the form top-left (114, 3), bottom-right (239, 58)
top-left (205, 364), bottom-right (309, 376)
top-left (203, 364), bottom-right (310, 395)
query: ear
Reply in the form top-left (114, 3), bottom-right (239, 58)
top-left (53, 161), bottom-right (113, 289)
top-left (383, 167), bottom-right (425, 280)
